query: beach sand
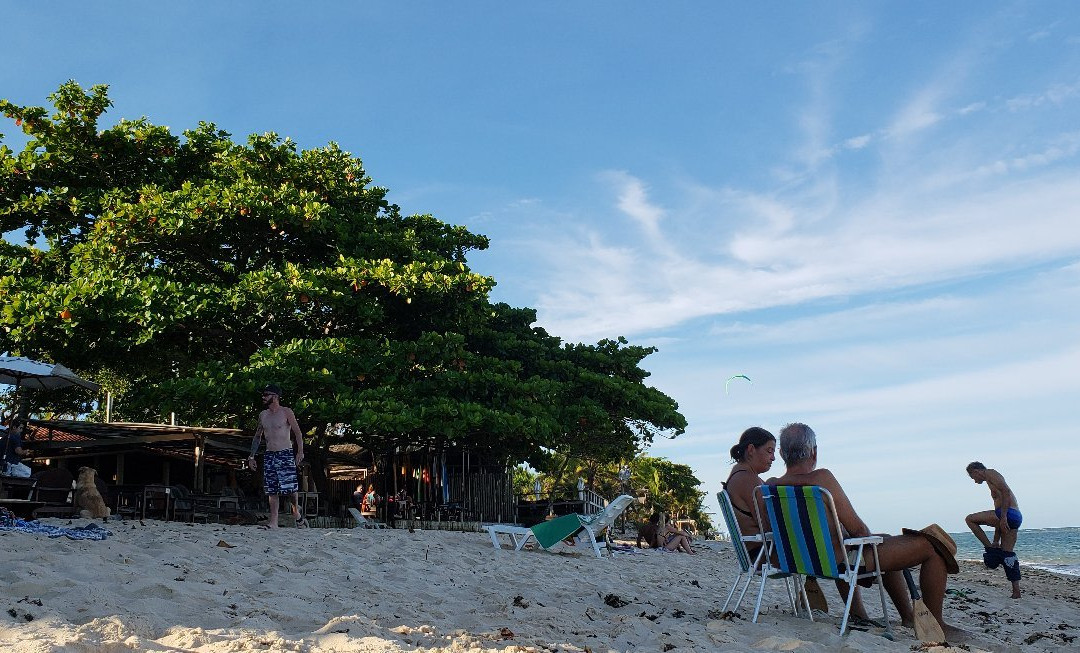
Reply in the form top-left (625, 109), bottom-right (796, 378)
top-left (1, 519), bottom-right (1077, 652)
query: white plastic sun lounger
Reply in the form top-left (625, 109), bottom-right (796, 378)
top-left (484, 524), bottom-right (536, 551)
top-left (484, 494), bottom-right (636, 558)
top-left (348, 507), bottom-right (387, 529)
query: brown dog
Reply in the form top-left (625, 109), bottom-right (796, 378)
top-left (75, 466), bottom-right (111, 521)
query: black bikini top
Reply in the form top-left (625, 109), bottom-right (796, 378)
top-left (722, 468), bottom-right (755, 518)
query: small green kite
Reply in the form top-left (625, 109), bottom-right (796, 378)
top-left (725, 374), bottom-right (752, 394)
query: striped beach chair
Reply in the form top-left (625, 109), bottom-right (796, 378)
top-left (716, 490), bottom-right (796, 618)
top-left (755, 485), bottom-right (893, 637)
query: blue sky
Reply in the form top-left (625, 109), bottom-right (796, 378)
top-left (4, 2), bottom-right (1078, 533)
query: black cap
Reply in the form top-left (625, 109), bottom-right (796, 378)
top-left (262, 384), bottom-right (283, 397)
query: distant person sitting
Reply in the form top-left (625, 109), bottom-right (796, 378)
top-left (637, 512), bottom-right (694, 553)
top-left (361, 484), bottom-right (377, 515)
top-left (2, 419), bottom-right (32, 478)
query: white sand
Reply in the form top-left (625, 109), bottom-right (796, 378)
top-left (1, 519), bottom-right (1077, 652)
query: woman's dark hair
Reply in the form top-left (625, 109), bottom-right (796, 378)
top-left (730, 426), bottom-right (775, 462)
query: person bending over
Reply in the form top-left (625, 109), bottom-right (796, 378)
top-left (965, 462), bottom-right (1022, 599)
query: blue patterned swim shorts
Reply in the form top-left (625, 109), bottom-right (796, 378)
top-left (263, 449), bottom-right (298, 496)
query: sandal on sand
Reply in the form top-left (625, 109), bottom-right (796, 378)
top-left (295, 516), bottom-right (308, 528)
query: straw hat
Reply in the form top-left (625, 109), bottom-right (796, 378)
top-left (902, 523), bottom-right (959, 574)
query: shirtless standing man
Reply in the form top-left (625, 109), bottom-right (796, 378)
top-left (965, 462), bottom-right (1022, 598)
top-left (247, 384), bottom-right (306, 528)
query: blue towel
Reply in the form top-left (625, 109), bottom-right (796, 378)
top-left (0, 509), bottom-right (112, 540)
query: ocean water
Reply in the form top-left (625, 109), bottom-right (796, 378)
top-left (949, 526), bottom-right (1080, 577)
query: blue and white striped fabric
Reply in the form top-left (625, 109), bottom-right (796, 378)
top-left (1, 509), bottom-right (112, 540)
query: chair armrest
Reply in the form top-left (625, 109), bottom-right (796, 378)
top-left (843, 535), bottom-right (884, 545)
top-left (740, 533), bottom-right (765, 543)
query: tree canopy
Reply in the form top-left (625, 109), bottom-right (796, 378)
top-left (1, 82), bottom-right (687, 475)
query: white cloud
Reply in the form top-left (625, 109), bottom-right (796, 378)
top-left (641, 264), bottom-right (1080, 532)
top-left (526, 170), bottom-right (1080, 344)
top-left (1005, 77), bottom-right (1080, 111)
top-left (844, 134), bottom-right (872, 150)
top-left (604, 171), bottom-right (664, 234)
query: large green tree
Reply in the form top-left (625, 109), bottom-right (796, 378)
top-left (1, 82), bottom-right (686, 488)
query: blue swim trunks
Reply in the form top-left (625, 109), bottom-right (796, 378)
top-left (262, 449), bottom-right (298, 496)
top-left (994, 507), bottom-right (1023, 530)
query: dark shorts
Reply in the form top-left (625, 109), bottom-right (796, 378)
top-left (263, 449), bottom-right (298, 496)
top-left (995, 507), bottom-right (1023, 530)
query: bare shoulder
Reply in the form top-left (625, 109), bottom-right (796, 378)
top-left (812, 468), bottom-right (839, 483)
top-left (728, 466), bottom-right (763, 487)
top-left (809, 468), bottom-right (845, 493)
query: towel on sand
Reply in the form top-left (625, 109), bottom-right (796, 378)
top-left (530, 513), bottom-right (583, 549)
top-left (0, 508), bottom-right (112, 540)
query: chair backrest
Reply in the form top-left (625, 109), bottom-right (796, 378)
top-left (717, 490), bottom-right (754, 573)
top-left (756, 485), bottom-right (845, 580)
top-left (218, 495), bottom-right (239, 513)
top-left (583, 494), bottom-right (635, 531)
top-left (32, 467), bottom-right (74, 504)
top-left (348, 506), bottom-right (374, 526)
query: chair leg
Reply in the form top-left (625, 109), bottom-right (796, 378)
top-left (733, 569), bottom-right (758, 614)
top-left (720, 571), bottom-right (743, 613)
top-left (751, 563), bottom-right (770, 622)
top-left (839, 545), bottom-right (866, 635)
top-left (584, 530), bottom-right (604, 558)
top-left (871, 545), bottom-right (894, 640)
top-left (789, 575), bottom-right (811, 620)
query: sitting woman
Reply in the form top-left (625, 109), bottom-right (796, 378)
top-left (767, 422), bottom-right (964, 637)
top-left (637, 512), bottom-right (694, 553)
top-left (722, 427), bottom-right (776, 556)
top-left (361, 484), bottom-right (377, 515)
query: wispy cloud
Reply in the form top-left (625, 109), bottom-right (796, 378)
top-left (526, 168), bottom-right (1080, 343)
top-left (1005, 76), bottom-right (1080, 111)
